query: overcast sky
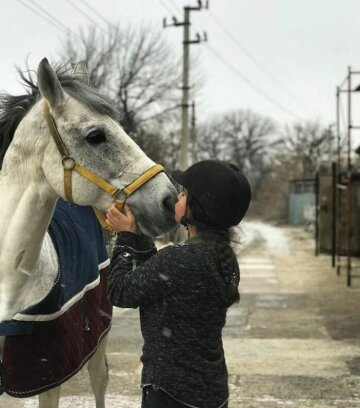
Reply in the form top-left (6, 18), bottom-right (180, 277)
top-left (1, 0), bottom-right (360, 129)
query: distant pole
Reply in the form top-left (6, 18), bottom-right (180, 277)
top-left (346, 66), bottom-right (352, 286)
top-left (336, 86), bottom-right (341, 276)
top-left (190, 100), bottom-right (197, 165)
top-left (163, 1), bottom-right (208, 170)
top-left (180, 6), bottom-right (191, 170)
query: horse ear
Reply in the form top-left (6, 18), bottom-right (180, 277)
top-left (37, 58), bottom-right (65, 108)
top-left (73, 61), bottom-right (90, 86)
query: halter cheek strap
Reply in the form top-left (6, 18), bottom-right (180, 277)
top-left (43, 101), bottom-right (165, 231)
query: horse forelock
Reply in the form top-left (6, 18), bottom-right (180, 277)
top-left (0, 64), bottom-right (120, 170)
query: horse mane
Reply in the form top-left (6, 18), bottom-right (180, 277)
top-left (0, 64), bottom-right (119, 169)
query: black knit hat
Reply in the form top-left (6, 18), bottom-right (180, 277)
top-left (172, 160), bottom-right (251, 228)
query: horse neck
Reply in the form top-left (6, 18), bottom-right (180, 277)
top-left (0, 116), bottom-right (59, 321)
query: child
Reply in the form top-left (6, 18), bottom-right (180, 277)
top-left (106, 160), bottom-right (251, 408)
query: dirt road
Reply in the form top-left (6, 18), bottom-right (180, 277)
top-left (1, 222), bottom-right (360, 407)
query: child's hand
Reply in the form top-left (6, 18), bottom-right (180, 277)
top-left (106, 203), bottom-right (136, 233)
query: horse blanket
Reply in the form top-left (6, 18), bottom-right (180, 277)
top-left (0, 199), bottom-right (113, 397)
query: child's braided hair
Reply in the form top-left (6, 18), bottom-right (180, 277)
top-left (187, 195), bottom-right (240, 306)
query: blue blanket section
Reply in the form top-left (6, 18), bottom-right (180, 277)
top-left (0, 321), bottom-right (33, 336)
top-left (19, 199), bottom-right (108, 317)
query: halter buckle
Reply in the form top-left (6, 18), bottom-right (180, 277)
top-left (62, 156), bottom-right (76, 170)
top-left (114, 199), bottom-right (125, 211)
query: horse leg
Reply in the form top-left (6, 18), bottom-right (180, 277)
top-left (88, 334), bottom-right (109, 408)
top-left (38, 386), bottom-right (61, 408)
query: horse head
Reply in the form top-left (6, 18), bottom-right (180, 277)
top-left (34, 58), bottom-right (177, 236)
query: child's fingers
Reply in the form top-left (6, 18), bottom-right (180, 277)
top-left (123, 204), bottom-right (134, 216)
top-left (105, 219), bottom-right (115, 228)
top-left (108, 206), bottom-right (120, 216)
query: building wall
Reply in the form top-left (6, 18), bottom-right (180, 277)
top-left (318, 174), bottom-right (360, 256)
top-left (288, 180), bottom-right (316, 225)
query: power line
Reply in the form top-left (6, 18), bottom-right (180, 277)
top-left (30, 0), bottom-right (79, 38)
top-left (17, 0), bottom-right (78, 39)
top-left (206, 44), bottom-right (303, 121)
top-left (161, 1), bottom-right (303, 120)
top-left (16, 0), bottom-right (64, 32)
top-left (159, 2), bottom-right (302, 120)
top-left (77, 0), bottom-right (117, 31)
top-left (164, 1), bottom-right (315, 117)
top-left (64, 0), bottom-right (109, 35)
top-left (208, 10), bottom-right (314, 114)
top-left (167, 0), bottom-right (182, 14)
top-left (159, 0), bottom-right (177, 17)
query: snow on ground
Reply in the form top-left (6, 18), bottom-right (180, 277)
top-left (22, 394), bottom-right (140, 408)
top-left (155, 221), bottom-right (290, 257)
top-left (241, 221), bottom-right (289, 256)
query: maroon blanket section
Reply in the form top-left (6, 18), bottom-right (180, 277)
top-left (1, 267), bottom-right (112, 398)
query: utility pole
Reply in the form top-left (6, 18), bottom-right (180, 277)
top-left (163, 0), bottom-right (208, 170)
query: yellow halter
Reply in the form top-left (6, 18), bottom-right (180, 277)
top-left (43, 101), bottom-right (164, 231)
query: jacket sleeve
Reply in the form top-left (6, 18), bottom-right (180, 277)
top-left (107, 232), bottom-right (177, 308)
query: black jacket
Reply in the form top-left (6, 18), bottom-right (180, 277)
top-left (108, 232), bottom-right (237, 408)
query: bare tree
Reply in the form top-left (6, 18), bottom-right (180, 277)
top-left (224, 110), bottom-right (277, 168)
top-left (196, 115), bottom-right (230, 161)
top-left (59, 24), bottom-right (181, 137)
top-left (113, 26), bottom-right (180, 134)
top-left (251, 121), bottom-right (335, 221)
top-left (62, 26), bottom-right (119, 90)
top-left (280, 121), bottom-right (335, 178)
top-left (132, 110), bottom-right (181, 167)
top-left (197, 109), bottom-right (278, 195)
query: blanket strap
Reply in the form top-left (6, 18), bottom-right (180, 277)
top-left (0, 321), bottom-right (34, 336)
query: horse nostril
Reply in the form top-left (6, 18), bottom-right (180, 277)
top-left (163, 195), bottom-right (175, 212)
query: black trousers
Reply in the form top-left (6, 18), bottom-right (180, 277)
top-left (141, 386), bottom-right (228, 408)
top-left (141, 386), bottom-right (189, 408)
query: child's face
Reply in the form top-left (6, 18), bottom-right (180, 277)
top-left (174, 192), bottom-right (187, 223)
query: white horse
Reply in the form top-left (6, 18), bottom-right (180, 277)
top-left (0, 59), bottom-right (177, 407)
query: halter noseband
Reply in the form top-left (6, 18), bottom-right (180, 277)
top-left (43, 101), bottom-right (164, 231)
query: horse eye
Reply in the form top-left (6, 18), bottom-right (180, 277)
top-left (85, 129), bottom-right (107, 145)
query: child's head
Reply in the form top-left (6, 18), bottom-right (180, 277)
top-left (172, 160), bottom-right (251, 229)
top-left (173, 160), bottom-right (251, 306)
